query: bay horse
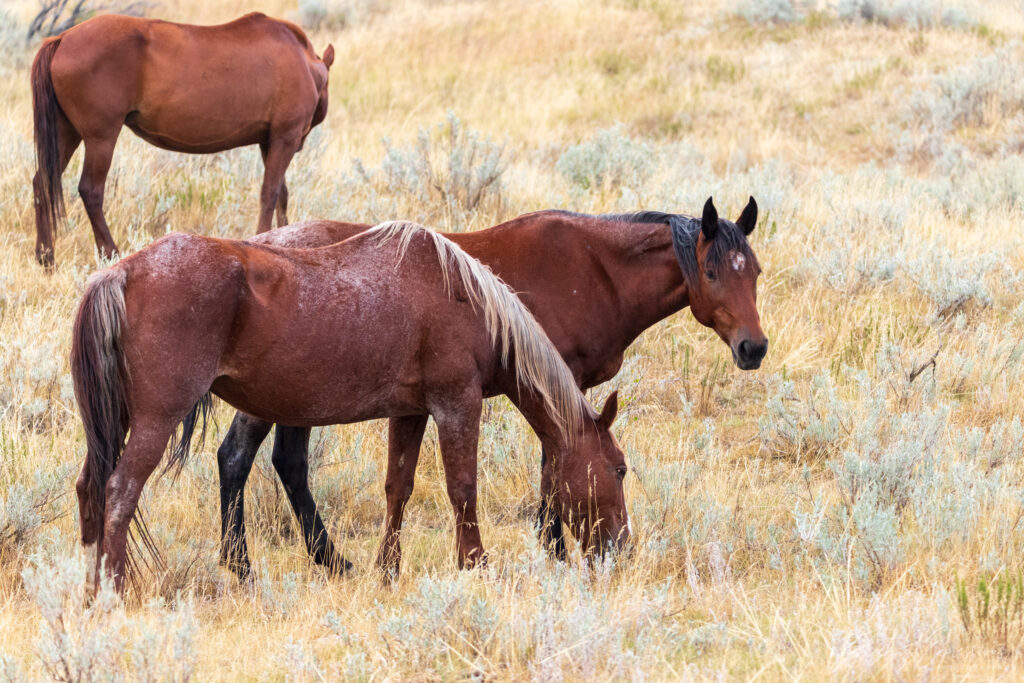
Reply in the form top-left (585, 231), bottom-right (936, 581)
top-left (70, 221), bottom-right (629, 593)
top-left (31, 12), bottom-right (334, 267)
top-left (216, 197), bottom-right (766, 579)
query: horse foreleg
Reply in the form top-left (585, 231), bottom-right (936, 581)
top-left (257, 137), bottom-right (299, 233)
top-left (376, 415), bottom-right (429, 580)
top-left (33, 116), bottom-right (80, 267)
top-left (434, 393), bottom-right (486, 569)
top-left (537, 448), bottom-right (568, 561)
top-left (217, 412), bottom-right (273, 581)
top-left (276, 180), bottom-right (289, 228)
top-left (78, 136), bottom-right (120, 261)
top-left (99, 421), bottom-right (174, 595)
top-left (271, 425), bottom-right (352, 575)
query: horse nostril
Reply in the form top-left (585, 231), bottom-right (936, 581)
top-left (738, 339), bottom-right (767, 363)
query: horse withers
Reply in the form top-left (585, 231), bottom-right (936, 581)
top-left (216, 197), bottom-right (767, 579)
top-left (70, 222), bottom-right (630, 594)
top-left (32, 12), bottom-right (334, 267)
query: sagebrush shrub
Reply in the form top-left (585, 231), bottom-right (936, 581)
top-left (0, 465), bottom-right (70, 557)
top-left (736, 0), bottom-right (803, 24)
top-left (556, 124), bottom-right (654, 193)
top-left (346, 112), bottom-right (508, 229)
top-left (21, 552), bottom-right (197, 682)
top-left (296, 0), bottom-right (378, 30)
top-left (897, 45), bottom-right (1024, 164)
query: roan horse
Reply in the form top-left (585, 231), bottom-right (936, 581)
top-left (70, 221), bottom-right (629, 593)
top-left (216, 197), bottom-right (767, 579)
top-left (32, 12), bottom-right (334, 266)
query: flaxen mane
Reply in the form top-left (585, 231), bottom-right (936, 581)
top-left (372, 221), bottom-right (587, 437)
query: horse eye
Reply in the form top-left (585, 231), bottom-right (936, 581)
top-left (615, 466), bottom-right (627, 480)
top-left (705, 269), bottom-right (716, 281)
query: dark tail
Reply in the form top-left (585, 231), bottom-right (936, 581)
top-left (70, 268), bottom-right (130, 546)
top-left (71, 268), bottom-right (212, 592)
top-left (165, 392), bottom-right (213, 476)
top-left (32, 38), bottom-right (65, 233)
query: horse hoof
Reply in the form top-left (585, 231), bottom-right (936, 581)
top-left (329, 558), bottom-right (354, 577)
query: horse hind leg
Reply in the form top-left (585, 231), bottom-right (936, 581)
top-left (78, 135), bottom-right (120, 261)
top-left (276, 181), bottom-right (289, 228)
top-left (257, 136), bottom-right (299, 233)
top-left (376, 415), bottom-right (429, 581)
top-left (99, 418), bottom-right (176, 594)
top-left (33, 115), bottom-right (80, 267)
top-left (271, 425), bottom-right (352, 575)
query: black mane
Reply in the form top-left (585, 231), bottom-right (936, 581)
top-left (567, 210), bottom-right (757, 287)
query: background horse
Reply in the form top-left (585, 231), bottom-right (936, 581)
top-left (31, 12), bottom-right (334, 266)
top-left (70, 221), bottom-right (629, 593)
top-left (217, 197), bottom-right (766, 579)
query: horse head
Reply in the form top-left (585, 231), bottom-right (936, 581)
top-left (555, 391), bottom-right (631, 558)
top-left (311, 44), bottom-right (334, 127)
top-left (686, 196), bottom-right (767, 370)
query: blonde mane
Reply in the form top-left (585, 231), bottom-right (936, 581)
top-left (371, 220), bottom-right (587, 438)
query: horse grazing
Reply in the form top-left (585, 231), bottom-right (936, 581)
top-left (31, 12), bottom-right (334, 267)
top-left (216, 197), bottom-right (766, 579)
top-left (70, 221), bottom-right (629, 593)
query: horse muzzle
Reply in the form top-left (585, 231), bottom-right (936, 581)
top-left (732, 337), bottom-right (768, 370)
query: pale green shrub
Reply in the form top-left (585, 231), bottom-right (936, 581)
top-left (0, 465), bottom-right (70, 557)
top-left (20, 552), bottom-right (197, 682)
top-left (347, 112), bottom-right (508, 229)
top-left (296, 0), bottom-right (380, 30)
top-left (556, 124), bottom-right (654, 192)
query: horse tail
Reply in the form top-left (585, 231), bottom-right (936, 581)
top-left (70, 268), bottom-right (130, 546)
top-left (32, 37), bottom-right (65, 232)
top-left (165, 392), bottom-right (213, 476)
top-left (71, 266), bottom-right (210, 588)
top-left (372, 221), bottom-right (587, 440)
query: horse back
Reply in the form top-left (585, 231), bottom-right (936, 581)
top-left (248, 221), bottom-right (372, 250)
top-left (50, 13), bottom-right (325, 150)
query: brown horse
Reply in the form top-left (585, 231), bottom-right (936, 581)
top-left (216, 197), bottom-right (766, 579)
top-left (32, 12), bottom-right (334, 266)
top-left (70, 221), bottom-right (629, 593)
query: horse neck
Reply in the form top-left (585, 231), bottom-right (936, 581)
top-left (595, 221), bottom-right (691, 337)
top-left (507, 383), bottom-right (579, 460)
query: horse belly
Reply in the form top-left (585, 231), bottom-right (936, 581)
top-left (212, 358), bottom-right (425, 427)
top-left (127, 39), bottom-right (291, 152)
top-left (213, 297), bottom-right (427, 425)
top-left (125, 115), bottom-right (268, 153)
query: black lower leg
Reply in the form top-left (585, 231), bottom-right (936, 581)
top-left (272, 426), bottom-right (352, 575)
top-left (537, 448), bottom-right (567, 560)
top-left (217, 413), bottom-right (272, 580)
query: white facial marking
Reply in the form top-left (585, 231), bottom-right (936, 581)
top-left (729, 252), bottom-right (746, 272)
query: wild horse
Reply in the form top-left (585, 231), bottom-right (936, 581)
top-left (32, 12), bottom-right (334, 266)
top-left (217, 197), bottom-right (767, 579)
top-left (70, 221), bottom-right (629, 593)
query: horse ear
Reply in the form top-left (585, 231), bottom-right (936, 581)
top-left (599, 391), bottom-right (619, 427)
top-left (701, 197), bottom-right (719, 240)
top-left (322, 44), bottom-right (335, 69)
top-left (737, 196), bottom-right (758, 236)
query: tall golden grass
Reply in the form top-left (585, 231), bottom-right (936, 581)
top-left (1, 0), bottom-right (1024, 678)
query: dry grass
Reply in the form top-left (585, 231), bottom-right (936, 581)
top-left (2, 0), bottom-right (1024, 678)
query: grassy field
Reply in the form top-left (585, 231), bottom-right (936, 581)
top-left (2, 0), bottom-right (1024, 678)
